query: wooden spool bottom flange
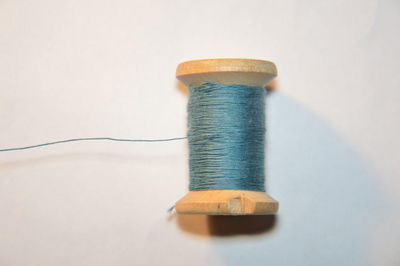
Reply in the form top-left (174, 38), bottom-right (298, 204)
top-left (175, 190), bottom-right (278, 215)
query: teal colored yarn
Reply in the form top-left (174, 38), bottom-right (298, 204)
top-left (188, 82), bottom-right (266, 192)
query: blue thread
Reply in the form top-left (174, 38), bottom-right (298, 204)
top-left (188, 82), bottom-right (266, 192)
top-left (0, 137), bottom-right (187, 152)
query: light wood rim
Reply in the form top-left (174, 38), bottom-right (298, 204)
top-left (176, 58), bottom-right (277, 77)
top-left (176, 58), bottom-right (277, 87)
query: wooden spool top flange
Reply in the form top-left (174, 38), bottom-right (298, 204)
top-left (176, 58), bottom-right (277, 88)
top-left (175, 58), bottom-right (278, 215)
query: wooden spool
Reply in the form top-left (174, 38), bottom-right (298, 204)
top-left (175, 58), bottom-right (279, 215)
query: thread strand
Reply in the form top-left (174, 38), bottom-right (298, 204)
top-left (0, 136), bottom-right (187, 152)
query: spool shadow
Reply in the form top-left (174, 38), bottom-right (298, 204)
top-left (208, 215), bottom-right (276, 236)
top-left (211, 91), bottom-right (386, 265)
top-left (177, 214), bottom-right (277, 237)
top-left (174, 78), bottom-right (384, 266)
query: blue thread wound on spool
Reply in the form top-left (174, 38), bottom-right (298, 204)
top-left (188, 82), bottom-right (266, 192)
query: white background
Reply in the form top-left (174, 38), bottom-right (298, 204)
top-left (0, 0), bottom-right (399, 265)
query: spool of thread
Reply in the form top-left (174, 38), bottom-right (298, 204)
top-left (175, 58), bottom-right (279, 215)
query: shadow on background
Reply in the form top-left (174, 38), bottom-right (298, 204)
top-left (177, 214), bottom-right (277, 237)
top-left (174, 79), bottom-right (385, 266)
top-left (211, 90), bottom-right (385, 265)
